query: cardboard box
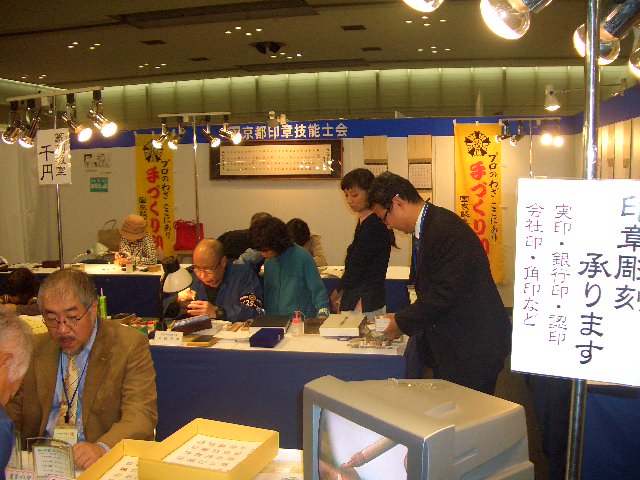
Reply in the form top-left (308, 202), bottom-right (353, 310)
top-left (319, 313), bottom-right (366, 338)
top-left (139, 418), bottom-right (278, 480)
top-left (77, 439), bottom-right (158, 480)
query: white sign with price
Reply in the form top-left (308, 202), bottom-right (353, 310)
top-left (513, 178), bottom-right (640, 386)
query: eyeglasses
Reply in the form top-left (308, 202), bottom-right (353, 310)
top-left (193, 256), bottom-right (223, 275)
top-left (382, 203), bottom-right (393, 226)
top-left (43, 304), bottom-right (91, 329)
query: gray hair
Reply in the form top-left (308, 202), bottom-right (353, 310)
top-left (37, 269), bottom-right (98, 310)
top-left (0, 307), bottom-right (33, 382)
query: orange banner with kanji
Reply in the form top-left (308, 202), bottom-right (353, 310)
top-left (454, 123), bottom-right (504, 283)
top-left (135, 134), bottom-right (175, 258)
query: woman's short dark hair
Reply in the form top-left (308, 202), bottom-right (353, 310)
top-left (2, 268), bottom-right (39, 304)
top-left (287, 218), bottom-right (311, 246)
top-left (340, 168), bottom-right (375, 191)
top-left (250, 216), bottom-right (293, 255)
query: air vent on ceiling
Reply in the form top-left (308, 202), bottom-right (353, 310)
top-left (142, 39), bottom-right (166, 45)
top-left (190, 57), bottom-right (210, 62)
top-left (362, 47), bottom-right (381, 52)
top-left (341, 25), bottom-right (366, 31)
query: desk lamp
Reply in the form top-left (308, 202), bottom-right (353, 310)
top-left (156, 256), bottom-right (192, 332)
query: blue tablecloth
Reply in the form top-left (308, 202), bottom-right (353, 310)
top-left (150, 346), bottom-right (407, 449)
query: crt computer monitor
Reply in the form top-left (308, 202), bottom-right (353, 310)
top-left (303, 376), bottom-right (534, 479)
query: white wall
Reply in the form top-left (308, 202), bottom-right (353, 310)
top-left (0, 128), bottom-right (582, 308)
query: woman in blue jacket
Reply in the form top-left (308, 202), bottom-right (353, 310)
top-left (250, 216), bottom-right (330, 320)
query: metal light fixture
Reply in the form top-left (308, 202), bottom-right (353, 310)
top-left (629, 25), bottom-right (640, 77)
top-left (544, 84), bottom-right (560, 111)
top-left (219, 116), bottom-right (242, 144)
top-left (480, 0), bottom-right (552, 40)
top-left (152, 122), bottom-right (172, 149)
top-left (509, 120), bottom-right (526, 146)
top-left (167, 119), bottom-right (185, 150)
top-left (88, 90), bottom-right (117, 138)
top-left (18, 99), bottom-right (41, 149)
top-left (494, 120), bottom-right (513, 143)
top-left (573, 0), bottom-right (640, 64)
top-left (402, 0), bottom-right (444, 13)
top-left (202, 118), bottom-right (221, 148)
top-left (2, 102), bottom-right (25, 145)
top-left (63, 94), bottom-right (93, 142)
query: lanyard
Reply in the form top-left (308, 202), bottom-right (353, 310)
top-left (412, 203), bottom-right (429, 276)
top-left (58, 352), bottom-right (90, 424)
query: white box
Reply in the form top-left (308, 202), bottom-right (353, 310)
top-left (319, 314), bottom-right (366, 338)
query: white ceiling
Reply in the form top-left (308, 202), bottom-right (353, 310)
top-left (0, 0), bottom-right (626, 89)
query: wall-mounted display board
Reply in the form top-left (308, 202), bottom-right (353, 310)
top-left (209, 140), bottom-right (342, 180)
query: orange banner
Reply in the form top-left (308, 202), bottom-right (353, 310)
top-left (135, 134), bottom-right (175, 258)
top-left (454, 123), bottom-right (504, 283)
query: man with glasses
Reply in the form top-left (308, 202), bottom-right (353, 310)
top-left (167, 238), bottom-right (262, 322)
top-left (368, 172), bottom-right (511, 395)
top-left (7, 269), bottom-right (157, 469)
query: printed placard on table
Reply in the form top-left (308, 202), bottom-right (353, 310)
top-left (513, 178), bottom-right (640, 386)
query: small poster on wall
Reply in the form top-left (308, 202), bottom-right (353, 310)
top-left (83, 152), bottom-right (111, 172)
top-left (90, 177), bottom-right (109, 192)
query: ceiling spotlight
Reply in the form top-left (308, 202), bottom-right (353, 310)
top-left (2, 102), bottom-right (25, 145)
top-left (629, 26), bottom-right (640, 77)
top-left (509, 120), bottom-right (526, 146)
top-left (88, 90), bottom-right (117, 137)
top-left (494, 120), bottom-right (512, 143)
top-left (219, 125), bottom-right (242, 144)
top-left (544, 84), bottom-right (560, 111)
top-left (573, 1), bottom-right (640, 64)
top-left (64, 94), bottom-right (92, 142)
top-left (202, 121), bottom-right (221, 148)
top-left (402, 0), bottom-right (444, 12)
top-left (18, 100), bottom-right (41, 149)
top-left (152, 122), bottom-right (171, 149)
top-left (167, 120), bottom-right (185, 150)
top-left (480, 0), bottom-right (552, 40)
top-left (62, 111), bottom-right (92, 143)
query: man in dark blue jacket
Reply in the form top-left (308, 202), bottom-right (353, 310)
top-left (166, 239), bottom-right (263, 322)
top-left (369, 172), bottom-right (511, 394)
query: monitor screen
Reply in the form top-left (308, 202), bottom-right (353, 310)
top-left (319, 409), bottom-right (408, 479)
top-left (304, 376), bottom-right (534, 480)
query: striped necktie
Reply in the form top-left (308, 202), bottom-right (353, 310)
top-left (57, 353), bottom-right (79, 426)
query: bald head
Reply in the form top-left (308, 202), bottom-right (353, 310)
top-left (194, 239), bottom-right (225, 259)
top-left (193, 239), bottom-right (227, 288)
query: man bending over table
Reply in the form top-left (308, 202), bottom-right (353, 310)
top-left (165, 239), bottom-right (263, 322)
top-left (7, 269), bottom-right (157, 469)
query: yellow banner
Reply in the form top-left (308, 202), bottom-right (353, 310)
top-left (135, 134), bottom-right (175, 258)
top-left (454, 123), bottom-right (505, 283)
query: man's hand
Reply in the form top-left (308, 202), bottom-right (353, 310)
top-left (187, 300), bottom-right (218, 318)
top-left (177, 288), bottom-right (196, 303)
top-left (73, 442), bottom-right (106, 469)
top-left (382, 313), bottom-right (402, 340)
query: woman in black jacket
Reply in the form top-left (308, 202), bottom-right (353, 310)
top-left (330, 168), bottom-right (393, 321)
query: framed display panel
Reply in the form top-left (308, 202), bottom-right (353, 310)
top-left (209, 140), bottom-right (342, 180)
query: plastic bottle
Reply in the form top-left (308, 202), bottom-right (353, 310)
top-left (291, 310), bottom-right (304, 337)
top-left (98, 288), bottom-right (108, 320)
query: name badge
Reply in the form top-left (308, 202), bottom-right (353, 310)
top-left (53, 427), bottom-right (78, 446)
top-left (407, 285), bottom-right (417, 304)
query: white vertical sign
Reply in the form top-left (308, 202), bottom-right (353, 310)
top-left (37, 128), bottom-right (72, 185)
top-left (513, 178), bottom-right (640, 386)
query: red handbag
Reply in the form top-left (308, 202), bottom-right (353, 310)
top-left (173, 220), bottom-right (204, 251)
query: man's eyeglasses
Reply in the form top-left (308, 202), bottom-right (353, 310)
top-left (43, 304), bottom-right (91, 329)
top-left (382, 202), bottom-right (393, 226)
top-left (193, 256), bottom-right (223, 275)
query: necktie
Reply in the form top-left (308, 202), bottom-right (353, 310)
top-left (57, 353), bottom-right (79, 426)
